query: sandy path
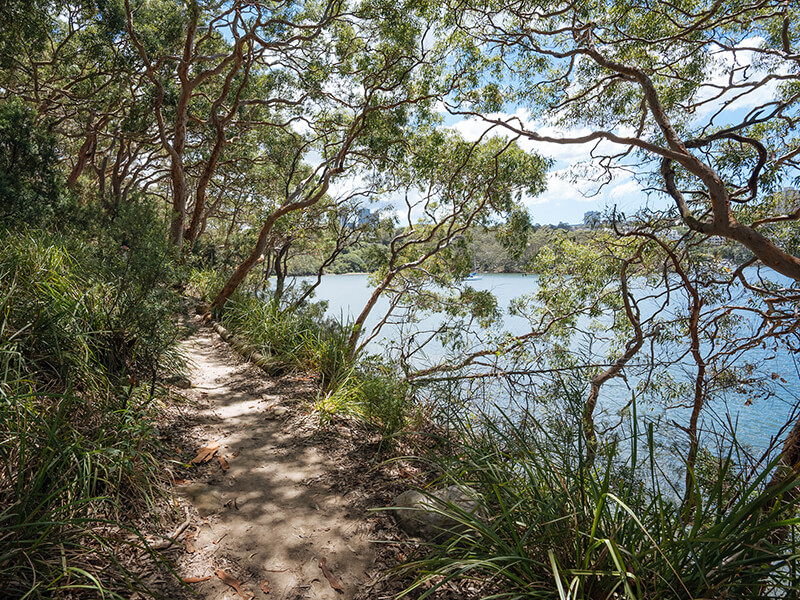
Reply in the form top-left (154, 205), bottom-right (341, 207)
top-left (172, 321), bottom-right (374, 600)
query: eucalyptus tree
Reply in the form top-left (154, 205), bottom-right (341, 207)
top-left (123, 0), bottom-right (271, 248)
top-left (345, 130), bottom-right (549, 359)
top-left (428, 0), bottom-right (800, 497)
top-left (443, 0), bottom-right (800, 275)
top-left (208, 0), bottom-right (449, 311)
top-left (0, 0), bottom-right (187, 221)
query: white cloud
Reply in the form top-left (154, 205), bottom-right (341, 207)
top-left (443, 111), bottom-right (655, 223)
top-left (608, 177), bottom-right (643, 201)
top-left (445, 111), bottom-right (638, 172)
top-left (693, 36), bottom-right (789, 121)
top-left (445, 109), bottom-right (531, 142)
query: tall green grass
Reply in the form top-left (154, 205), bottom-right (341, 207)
top-left (0, 216), bottom-right (186, 598)
top-left (398, 406), bottom-right (800, 599)
top-left (0, 220), bottom-right (184, 391)
top-left (0, 392), bottom-right (163, 598)
top-left (219, 293), bottom-right (410, 438)
top-left (221, 294), bottom-right (331, 374)
top-left (185, 266), bottom-right (227, 304)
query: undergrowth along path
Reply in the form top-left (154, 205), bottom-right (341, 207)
top-left (172, 318), bottom-right (375, 600)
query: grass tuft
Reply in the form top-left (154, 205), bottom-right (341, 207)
top-left (220, 293), bottom-right (410, 440)
top-left (0, 213), bottom-right (185, 598)
top-left (398, 404), bottom-right (800, 599)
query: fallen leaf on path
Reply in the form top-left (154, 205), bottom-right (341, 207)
top-left (190, 440), bottom-right (220, 464)
top-left (215, 568), bottom-right (253, 599)
top-left (181, 575), bottom-right (212, 583)
top-left (231, 450), bottom-right (241, 458)
top-left (318, 557), bottom-right (344, 593)
top-left (185, 529), bottom-right (196, 553)
top-left (260, 579), bottom-right (271, 594)
top-left (399, 466), bottom-right (415, 478)
top-left (218, 455), bottom-right (230, 471)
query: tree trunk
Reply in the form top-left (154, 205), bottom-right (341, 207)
top-left (211, 209), bottom-right (298, 311)
top-left (272, 243), bottom-right (290, 305)
top-left (67, 127), bottom-right (98, 190)
top-left (223, 201), bottom-right (239, 250)
top-left (209, 167), bottom-right (339, 313)
top-left (169, 169), bottom-right (188, 247)
top-left (347, 273), bottom-right (395, 360)
top-left (582, 258), bottom-right (643, 464)
top-left (681, 313), bottom-right (706, 521)
top-left (185, 84), bottom-right (236, 249)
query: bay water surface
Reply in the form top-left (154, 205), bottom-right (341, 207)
top-left (290, 273), bottom-right (798, 457)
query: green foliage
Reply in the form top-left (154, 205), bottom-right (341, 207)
top-left (186, 266), bottom-right (228, 303)
top-left (0, 391), bottom-right (163, 599)
top-left (357, 359), bottom-right (410, 438)
top-left (0, 206), bottom-right (185, 598)
top-left (221, 294), bottom-right (409, 437)
top-left (495, 208), bottom-right (533, 260)
top-left (513, 233), bottom-right (631, 346)
top-left (317, 355), bottom-right (409, 440)
top-left (399, 407), bottom-right (800, 599)
top-left (403, 131), bottom-right (549, 215)
top-left (0, 0), bottom-right (56, 68)
top-left (0, 99), bottom-right (69, 227)
top-left (0, 205), bottom-right (184, 390)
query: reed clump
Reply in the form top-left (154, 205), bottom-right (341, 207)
top-left (397, 405), bottom-right (800, 600)
top-left (203, 286), bottom-right (410, 440)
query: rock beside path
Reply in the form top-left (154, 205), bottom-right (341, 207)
top-left (392, 485), bottom-right (482, 540)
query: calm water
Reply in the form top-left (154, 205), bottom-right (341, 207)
top-left (289, 273), bottom-right (798, 455)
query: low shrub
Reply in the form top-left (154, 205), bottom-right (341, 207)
top-left (0, 390), bottom-right (164, 598)
top-left (221, 294), bottom-right (411, 438)
top-left (0, 207), bottom-right (184, 392)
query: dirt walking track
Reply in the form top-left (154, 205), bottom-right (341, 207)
top-left (164, 317), bottom-right (399, 600)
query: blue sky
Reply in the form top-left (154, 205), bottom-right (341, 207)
top-left (442, 109), bottom-right (663, 225)
top-left (435, 34), bottom-right (794, 225)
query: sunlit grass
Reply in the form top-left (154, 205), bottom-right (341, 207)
top-left (0, 392), bottom-right (165, 598)
top-left (220, 293), bottom-right (411, 439)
